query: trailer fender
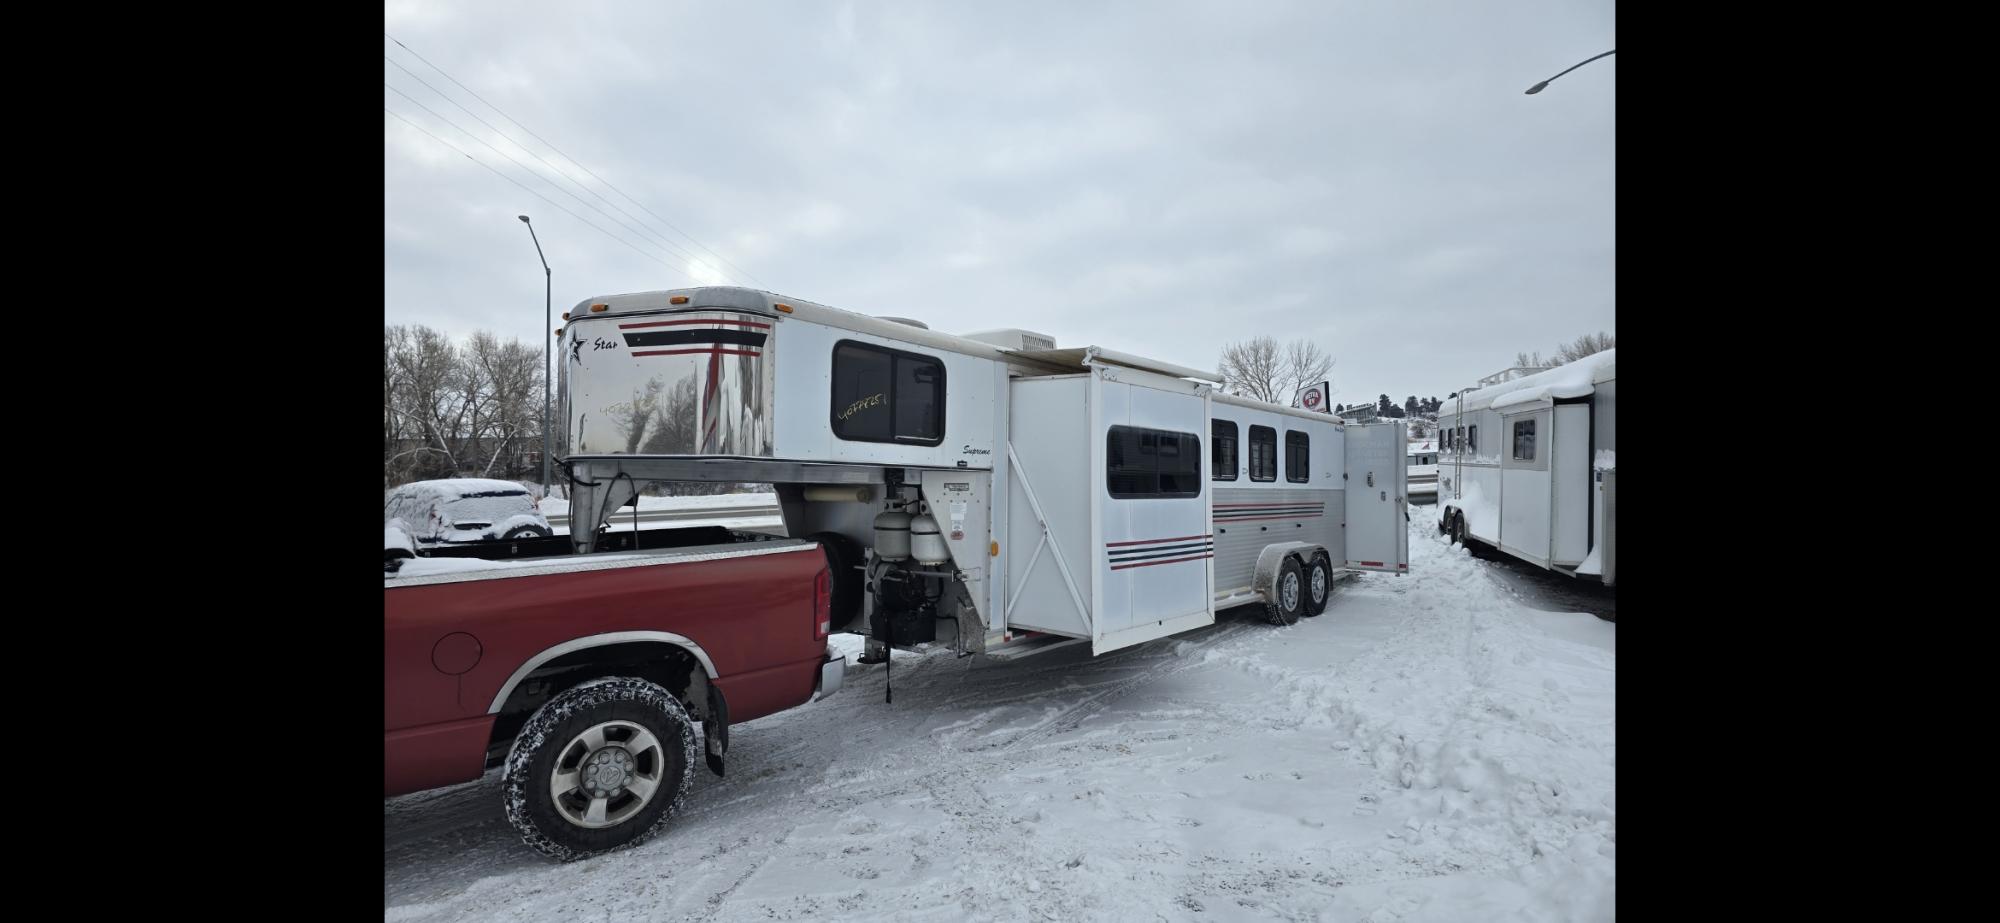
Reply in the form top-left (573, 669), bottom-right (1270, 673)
top-left (1252, 542), bottom-right (1324, 604)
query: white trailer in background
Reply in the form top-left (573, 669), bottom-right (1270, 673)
top-left (1435, 350), bottom-right (1614, 585)
top-left (555, 285), bottom-right (1407, 665)
top-left (1407, 440), bottom-right (1438, 500)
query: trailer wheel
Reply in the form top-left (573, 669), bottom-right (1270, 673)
top-left (1265, 557), bottom-right (1306, 626)
top-left (502, 677), bottom-right (699, 862)
top-left (1303, 553), bottom-right (1333, 617)
top-left (1448, 513), bottom-right (1465, 546)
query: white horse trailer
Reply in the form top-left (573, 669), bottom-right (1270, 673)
top-left (556, 286), bottom-right (1408, 662)
top-left (1435, 350), bottom-right (1615, 585)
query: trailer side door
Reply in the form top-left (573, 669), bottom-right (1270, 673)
top-left (1343, 422), bottom-right (1408, 574)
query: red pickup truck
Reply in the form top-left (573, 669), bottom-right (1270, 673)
top-left (384, 536), bottom-right (843, 861)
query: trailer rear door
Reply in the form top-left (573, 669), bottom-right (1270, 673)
top-left (1343, 422), bottom-right (1408, 574)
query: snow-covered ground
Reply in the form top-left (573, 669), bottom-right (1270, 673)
top-left (386, 516), bottom-right (1615, 922)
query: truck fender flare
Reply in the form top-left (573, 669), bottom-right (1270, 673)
top-left (486, 631), bottom-right (720, 714)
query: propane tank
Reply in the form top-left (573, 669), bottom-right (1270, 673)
top-left (873, 506), bottom-right (912, 561)
top-left (910, 512), bottom-right (949, 565)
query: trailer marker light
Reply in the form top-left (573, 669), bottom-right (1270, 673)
top-left (990, 541), bottom-right (1000, 557)
top-left (775, 303), bottom-right (794, 313)
top-left (670, 295), bottom-right (690, 304)
top-left (590, 303), bottom-right (609, 312)
top-left (553, 328), bottom-right (563, 336)
top-left (561, 312), bottom-right (570, 321)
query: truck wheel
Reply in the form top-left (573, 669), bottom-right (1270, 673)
top-left (503, 524), bottom-right (553, 541)
top-left (1303, 553), bottom-right (1333, 617)
top-left (502, 677), bottom-right (699, 862)
top-left (1265, 557), bottom-right (1306, 626)
top-left (811, 531), bottom-right (864, 632)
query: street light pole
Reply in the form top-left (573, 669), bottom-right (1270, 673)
top-left (518, 215), bottom-right (553, 496)
top-left (1525, 49), bottom-right (1615, 95)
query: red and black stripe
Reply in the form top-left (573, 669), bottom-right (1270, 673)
top-left (1106, 533), bottom-right (1214, 571)
top-left (1213, 501), bottom-right (1324, 523)
top-left (619, 320), bottom-right (769, 359)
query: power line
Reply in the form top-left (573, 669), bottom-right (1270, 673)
top-left (384, 106), bottom-right (692, 281)
top-left (384, 31), bottom-right (767, 288)
top-left (383, 55), bottom-right (717, 275)
top-left (384, 83), bottom-right (719, 276)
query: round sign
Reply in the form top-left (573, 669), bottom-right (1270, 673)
top-left (1302, 389), bottom-right (1323, 409)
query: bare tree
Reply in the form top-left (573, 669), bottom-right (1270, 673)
top-left (1554, 331), bottom-right (1615, 364)
top-left (1282, 340), bottom-right (1334, 405)
top-left (1220, 336), bottom-right (1335, 405)
top-left (385, 326), bottom-right (466, 483)
top-left (385, 324), bottom-right (548, 487)
top-left (1514, 350), bottom-right (1553, 370)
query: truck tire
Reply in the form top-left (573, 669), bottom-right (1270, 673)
top-left (1303, 552), bottom-right (1333, 617)
top-left (502, 524), bottom-right (553, 541)
top-left (502, 677), bottom-right (700, 862)
top-left (811, 532), bottom-right (864, 632)
top-left (1265, 557), bottom-right (1306, 626)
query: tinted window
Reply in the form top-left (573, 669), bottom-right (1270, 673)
top-left (1285, 430), bottom-right (1310, 483)
top-left (1212, 419), bottom-right (1238, 481)
top-left (1512, 419), bottom-right (1535, 460)
top-left (1468, 424), bottom-right (1478, 454)
top-left (1248, 425), bottom-right (1276, 482)
top-left (1107, 426), bottom-right (1202, 499)
top-left (893, 355), bottom-right (943, 441)
top-left (831, 341), bottom-right (944, 445)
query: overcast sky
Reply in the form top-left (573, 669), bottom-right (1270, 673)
top-left (385, 0), bottom-right (1613, 405)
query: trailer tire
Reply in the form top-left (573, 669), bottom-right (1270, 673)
top-left (502, 677), bottom-right (699, 863)
top-left (811, 531), bottom-right (865, 632)
top-left (1265, 557), bottom-right (1306, 626)
top-left (1303, 553), bottom-right (1333, 617)
top-left (1448, 512), bottom-right (1465, 546)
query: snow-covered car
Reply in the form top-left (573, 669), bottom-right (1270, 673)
top-left (384, 479), bottom-right (554, 548)
top-left (385, 523), bottom-right (418, 571)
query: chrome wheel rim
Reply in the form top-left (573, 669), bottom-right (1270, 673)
top-left (549, 720), bottom-right (665, 829)
top-left (1281, 572), bottom-right (1300, 612)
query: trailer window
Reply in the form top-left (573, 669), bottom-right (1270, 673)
top-left (831, 340), bottom-right (945, 446)
top-left (1211, 420), bottom-right (1238, 481)
top-left (1107, 425), bottom-right (1202, 499)
top-left (1285, 430), bottom-right (1310, 483)
top-left (1512, 419), bottom-right (1535, 460)
top-left (1467, 425), bottom-right (1477, 454)
top-left (1248, 425), bottom-right (1276, 482)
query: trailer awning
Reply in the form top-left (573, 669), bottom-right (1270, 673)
top-left (1008, 346), bottom-right (1223, 384)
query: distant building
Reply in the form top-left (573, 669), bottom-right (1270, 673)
top-left (1336, 402), bottom-right (1378, 423)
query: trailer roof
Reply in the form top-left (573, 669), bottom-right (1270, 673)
top-left (572, 286), bottom-right (1377, 425)
top-left (1010, 346), bottom-right (1223, 385)
top-left (1212, 391), bottom-right (1352, 426)
top-left (1443, 349), bottom-right (1615, 414)
top-left (570, 286), bottom-right (1076, 373)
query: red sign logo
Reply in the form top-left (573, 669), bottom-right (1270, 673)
top-left (1302, 388), bottom-right (1323, 410)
